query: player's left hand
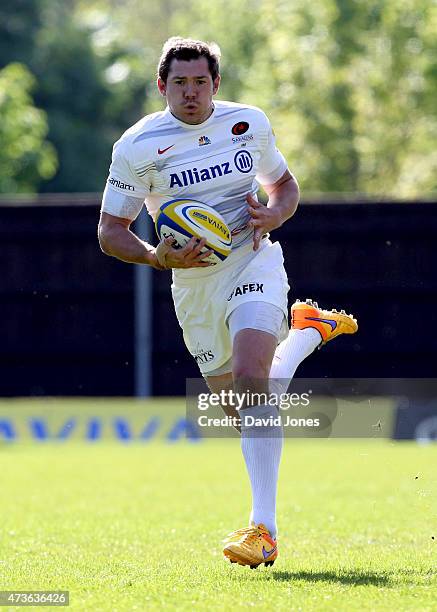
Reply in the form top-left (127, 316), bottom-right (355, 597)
top-left (246, 193), bottom-right (283, 251)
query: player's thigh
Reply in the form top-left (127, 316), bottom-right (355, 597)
top-left (229, 300), bottom-right (287, 381)
top-left (225, 242), bottom-right (289, 385)
top-left (205, 299), bottom-right (285, 388)
top-left (232, 328), bottom-right (278, 378)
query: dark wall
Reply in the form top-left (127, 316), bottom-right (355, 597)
top-left (276, 201), bottom-right (437, 379)
top-left (1, 198), bottom-right (436, 396)
top-left (1, 199), bottom-right (134, 395)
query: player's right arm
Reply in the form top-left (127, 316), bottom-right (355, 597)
top-left (98, 211), bottom-right (212, 269)
top-left (98, 136), bottom-right (212, 269)
top-left (98, 211), bottom-right (163, 268)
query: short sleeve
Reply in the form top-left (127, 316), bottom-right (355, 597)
top-left (101, 139), bottom-right (150, 220)
top-left (256, 119), bottom-right (288, 185)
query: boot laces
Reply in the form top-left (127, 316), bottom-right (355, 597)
top-left (223, 526), bottom-right (254, 542)
top-left (241, 526), bottom-right (263, 545)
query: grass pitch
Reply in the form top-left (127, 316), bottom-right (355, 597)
top-left (0, 401), bottom-right (436, 611)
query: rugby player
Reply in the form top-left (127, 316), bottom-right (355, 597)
top-left (98, 37), bottom-right (358, 569)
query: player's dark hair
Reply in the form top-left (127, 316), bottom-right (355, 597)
top-left (158, 37), bottom-right (221, 83)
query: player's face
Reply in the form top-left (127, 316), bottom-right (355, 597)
top-left (157, 57), bottom-right (220, 125)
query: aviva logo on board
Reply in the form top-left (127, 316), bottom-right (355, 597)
top-left (0, 400), bottom-right (201, 442)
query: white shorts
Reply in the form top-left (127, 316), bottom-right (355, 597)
top-left (171, 238), bottom-right (290, 375)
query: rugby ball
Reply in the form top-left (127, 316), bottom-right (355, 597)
top-left (155, 198), bottom-right (232, 265)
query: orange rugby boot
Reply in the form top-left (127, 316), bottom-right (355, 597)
top-left (223, 523), bottom-right (278, 569)
top-left (291, 298), bottom-right (358, 346)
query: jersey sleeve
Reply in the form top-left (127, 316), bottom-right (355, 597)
top-left (256, 117), bottom-right (288, 186)
top-left (101, 138), bottom-right (150, 220)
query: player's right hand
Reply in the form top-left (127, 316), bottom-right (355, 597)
top-left (154, 236), bottom-right (214, 269)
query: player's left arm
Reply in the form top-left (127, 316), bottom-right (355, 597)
top-left (247, 169), bottom-right (299, 250)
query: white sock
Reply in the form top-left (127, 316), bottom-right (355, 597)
top-left (240, 403), bottom-right (283, 539)
top-left (270, 328), bottom-right (321, 393)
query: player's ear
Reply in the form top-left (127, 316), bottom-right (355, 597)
top-left (157, 77), bottom-right (167, 97)
top-left (212, 74), bottom-right (220, 95)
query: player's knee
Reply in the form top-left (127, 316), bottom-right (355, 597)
top-left (232, 358), bottom-right (270, 381)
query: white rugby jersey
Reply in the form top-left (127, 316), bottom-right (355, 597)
top-left (102, 100), bottom-right (288, 250)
